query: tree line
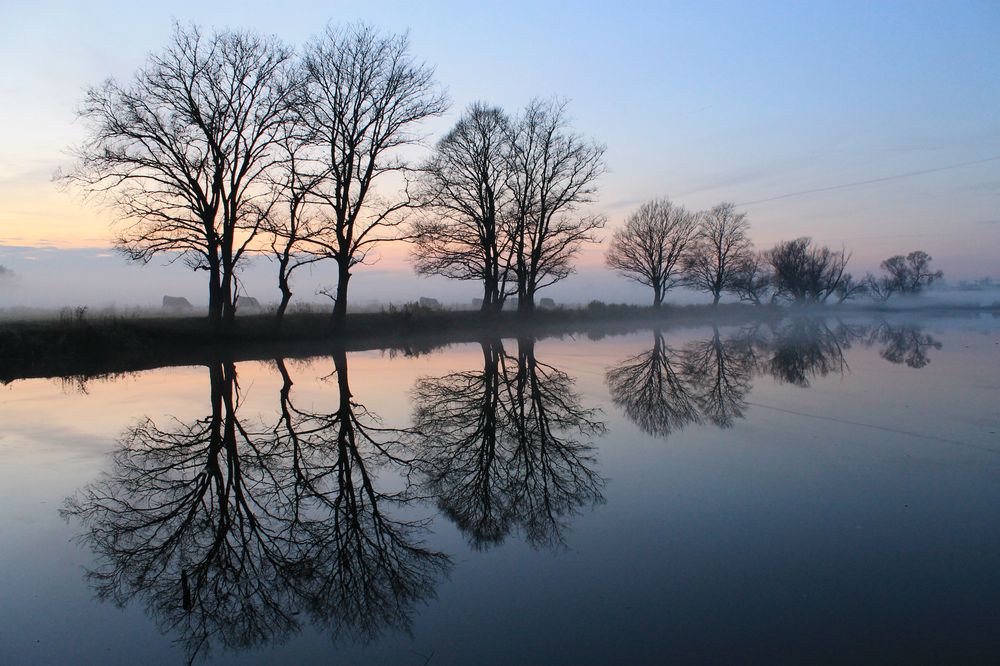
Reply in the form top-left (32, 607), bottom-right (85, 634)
top-left (606, 198), bottom-right (943, 307)
top-left (65, 21), bottom-right (942, 331)
top-left (66, 21), bottom-right (605, 328)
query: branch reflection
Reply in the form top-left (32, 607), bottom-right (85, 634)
top-left (607, 318), bottom-right (940, 438)
top-left (410, 337), bottom-right (606, 550)
top-left (64, 351), bottom-right (450, 662)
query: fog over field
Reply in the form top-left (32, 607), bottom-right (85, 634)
top-left (0, 244), bottom-right (713, 311)
top-left (2, 243), bottom-right (997, 314)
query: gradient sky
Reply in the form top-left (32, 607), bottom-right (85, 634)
top-left (0, 0), bottom-right (997, 307)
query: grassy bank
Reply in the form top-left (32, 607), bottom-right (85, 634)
top-left (1, 301), bottom-right (995, 383)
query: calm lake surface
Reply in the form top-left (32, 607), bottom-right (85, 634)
top-left (2, 315), bottom-right (999, 664)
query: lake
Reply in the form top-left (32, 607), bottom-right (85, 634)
top-left (1, 314), bottom-right (999, 664)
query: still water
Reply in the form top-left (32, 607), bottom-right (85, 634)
top-left (1, 315), bottom-right (999, 664)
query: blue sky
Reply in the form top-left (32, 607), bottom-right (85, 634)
top-left (0, 0), bottom-right (997, 307)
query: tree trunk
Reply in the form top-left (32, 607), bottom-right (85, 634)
top-left (220, 267), bottom-right (236, 330)
top-left (712, 292), bottom-right (721, 306)
top-left (518, 287), bottom-right (535, 314)
top-left (276, 259), bottom-right (292, 323)
top-left (331, 262), bottom-right (351, 329)
top-left (481, 278), bottom-right (496, 313)
top-left (652, 282), bottom-right (662, 309)
top-left (207, 260), bottom-right (223, 329)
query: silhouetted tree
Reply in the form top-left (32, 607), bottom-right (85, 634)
top-left (412, 103), bottom-right (513, 313)
top-left (605, 198), bottom-right (700, 307)
top-left (263, 124), bottom-right (330, 321)
top-left (65, 24), bottom-right (296, 329)
top-left (730, 253), bottom-right (774, 305)
top-left (606, 330), bottom-right (702, 437)
top-left (411, 338), bottom-right (606, 548)
top-left (833, 272), bottom-right (868, 303)
top-left (683, 202), bottom-right (753, 305)
top-left (765, 237), bottom-right (853, 304)
top-left (298, 23), bottom-right (448, 327)
top-left (506, 99), bottom-right (606, 313)
top-left (866, 250), bottom-right (943, 301)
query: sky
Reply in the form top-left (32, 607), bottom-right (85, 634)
top-left (0, 0), bottom-right (998, 308)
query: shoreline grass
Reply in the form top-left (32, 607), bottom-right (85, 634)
top-left (1, 301), bottom-right (995, 384)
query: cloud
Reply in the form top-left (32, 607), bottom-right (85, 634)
top-left (973, 219), bottom-right (1000, 226)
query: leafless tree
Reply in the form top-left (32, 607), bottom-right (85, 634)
top-left (65, 23), bottom-right (296, 329)
top-left (833, 272), bottom-right (868, 303)
top-left (261, 122), bottom-right (331, 321)
top-left (730, 252), bottom-right (774, 305)
top-left (683, 202), bottom-right (752, 305)
top-left (411, 103), bottom-right (513, 313)
top-left (605, 198), bottom-right (700, 307)
top-left (506, 99), bottom-right (606, 313)
top-left (866, 250), bottom-right (943, 300)
top-left (764, 237), bottom-right (853, 304)
top-left (297, 23), bottom-right (448, 327)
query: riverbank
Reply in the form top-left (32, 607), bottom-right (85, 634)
top-left (1, 301), bottom-right (995, 383)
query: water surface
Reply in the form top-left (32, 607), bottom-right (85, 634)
top-left (1, 315), bottom-right (999, 664)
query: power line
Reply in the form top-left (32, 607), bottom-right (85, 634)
top-left (736, 154), bottom-right (1000, 206)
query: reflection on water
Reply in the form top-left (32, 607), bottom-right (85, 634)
top-left (608, 318), bottom-right (942, 438)
top-left (868, 319), bottom-right (942, 368)
top-left (53, 317), bottom-right (957, 661)
top-left (63, 351), bottom-right (450, 662)
top-left (410, 337), bottom-right (606, 550)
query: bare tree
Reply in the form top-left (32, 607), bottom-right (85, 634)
top-left (833, 272), bottom-right (868, 303)
top-left (730, 252), bottom-right (774, 305)
top-left (605, 198), bottom-right (700, 307)
top-left (866, 250), bottom-right (943, 300)
top-left (262, 122), bottom-right (331, 321)
top-left (65, 23), bottom-right (296, 329)
top-left (683, 202), bottom-right (752, 305)
top-left (764, 237), bottom-right (852, 304)
top-left (298, 23), bottom-right (448, 327)
top-left (411, 103), bottom-right (513, 313)
top-left (506, 99), bottom-right (606, 313)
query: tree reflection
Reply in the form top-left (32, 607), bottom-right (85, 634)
top-left (606, 330), bottom-right (701, 437)
top-left (64, 352), bottom-right (449, 662)
top-left (867, 320), bottom-right (942, 368)
top-left (760, 318), bottom-right (856, 387)
top-left (681, 326), bottom-right (754, 427)
top-left (411, 337), bottom-right (606, 550)
top-left (607, 318), bottom-right (940, 438)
